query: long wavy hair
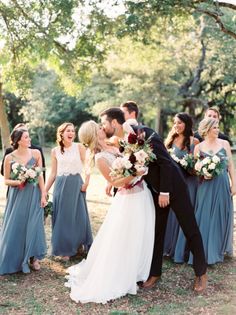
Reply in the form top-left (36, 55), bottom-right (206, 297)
top-left (56, 122), bottom-right (75, 154)
top-left (78, 120), bottom-right (101, 168)
top-left (165, 112), bottom-right (193, 151)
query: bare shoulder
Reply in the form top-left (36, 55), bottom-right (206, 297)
top-left (5, 151), bottom-right (15, 163)
top-left (220, 138), bottom-right (230, 150)
top-left (31, 148), bottom-right (41, 157)
top-left (193, 137), bottom-right (200, 145)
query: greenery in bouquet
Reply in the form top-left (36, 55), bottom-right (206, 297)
top-left (194, 153), bottom-right (227, 180)
top-left (44, 201), bottom-right (53, 219)
top-left (11, 163), bottom-right (44, 189)
top-left (110, 131), bottom-right (156, 179)
top-left (169, 149), bottom-right (196, 175)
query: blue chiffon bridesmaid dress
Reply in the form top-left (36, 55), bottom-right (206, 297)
top-left (0, 157), bottom-right (46, 275)
top-left (188, 148), bottom-right (233, 265)
top-left (164, 144), bottom-right (198, 258)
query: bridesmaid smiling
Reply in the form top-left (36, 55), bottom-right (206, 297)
top-left (0, 128), bottom-right (46, 274)
top-left (188, 118), bottom-right (236, 265)
top-left (45, 122), bottom-right (93, 261)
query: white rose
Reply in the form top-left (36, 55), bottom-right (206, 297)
top-left (180, 160), bottom-right (188, 167)
top-left (202, 157), bottom-right (211, 165)
top-left (212, 155), bottom-right (220, 163)
top-left (202, 168), bottom-right (212, 177)
top-left (123, 157), bottom-right (132, 169)
top-left (208, 163), bottom-right (216, 170)
top-left (26, 169), bottom-right (37, 178)
top-left (134, 150), bottom-right (148, 163)
top-left (12, 163), bottom-right (19, 170)
top-left (112, 157), bottom-right (125, 170)
top-left (194, 161), bottom-right (202, 172)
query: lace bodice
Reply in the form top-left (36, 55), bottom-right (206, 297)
top-left (55, 143), bottom-right (83, 176)
top-left (95, 151), bottom-right (117, 166)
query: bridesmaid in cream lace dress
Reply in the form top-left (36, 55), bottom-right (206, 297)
top-left (45, 123), bottom-right (93, 261)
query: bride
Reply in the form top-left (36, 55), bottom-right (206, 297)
top-left (65, 120), bottom-right (155, 304)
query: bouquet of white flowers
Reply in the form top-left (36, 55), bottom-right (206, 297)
top-left (11, 162), bottom-right (44, 189)
top-left (110, 131), bottom-right (156, 182)
top-left (194, 154), bottom-right (226, 180)
top-left (169, 149), bottom-right (196, 175)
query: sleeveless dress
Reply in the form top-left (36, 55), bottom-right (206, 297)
top-left (65, 151), bottom-right (155, 304)
top-left (164, 144), bottom-right (198, 258)
top-left (188, 148), bottom-right (233, 265)
top-left (0, 157), bottom-right (46, 275)
top-left (52, 143), bottom-right (92, 256)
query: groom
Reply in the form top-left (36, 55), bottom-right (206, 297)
top-left (100, 106), bottom-right (207, 293)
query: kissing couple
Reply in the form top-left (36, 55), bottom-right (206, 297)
top-left (65, 106), bottom-right (207, 304)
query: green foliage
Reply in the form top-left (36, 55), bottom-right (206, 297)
top-left (3, 92), bottom-right (26, 129)
top-left (19, 65), bottom-right (96, 144)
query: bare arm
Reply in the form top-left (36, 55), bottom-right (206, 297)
top-left (4, 154), bottom-right (23, 187)
top-left (193, 143), bottom-right (200, 158)
top-left (223, 140), bottom-right (236, 195)
top-left (33, 149), bottom-right (47, 207)
top-left (45, 148), bottom-right (57, 194)
top-left (78, 144), bottom-right (90, 192)
top-left (96, 157), bottom-right (135, 188)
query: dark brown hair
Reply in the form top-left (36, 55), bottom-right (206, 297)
top-left (100, 107), bottom-right (125, 125)
top-left (120, 101), bottom-right (139, 119)
top-left (10, 128), bottom-right (28, 150)
top-left (165, 112), bottom-right (193, 151)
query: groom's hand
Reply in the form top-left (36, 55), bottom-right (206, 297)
top-left (158, 193), bottom-right (170, 208)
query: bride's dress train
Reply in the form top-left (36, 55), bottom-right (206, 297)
top-left (65, 180), bottom-right (155, 304)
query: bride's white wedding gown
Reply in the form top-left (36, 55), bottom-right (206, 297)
top-left (65, 151), bottom-right (155, 304)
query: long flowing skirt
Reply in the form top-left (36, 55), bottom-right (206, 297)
top-left (0, 184), bottom-right (46, 275)
top-left (65, 182), bottom-right (155, 304)
top-left (52, 174), bottom-right (93, 256)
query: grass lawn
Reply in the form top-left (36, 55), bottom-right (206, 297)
top-left (0, 148), bottom-right (235, 315)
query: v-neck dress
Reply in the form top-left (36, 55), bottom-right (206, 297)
top-left (0, 157), bottom-right (46, 275)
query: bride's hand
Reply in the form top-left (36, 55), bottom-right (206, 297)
top-left (136, 167), bottom-right (148, 177)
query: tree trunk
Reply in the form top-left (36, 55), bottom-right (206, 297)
top-left (0, 81), bottom-right (11, 151)
top-left (155, 106), bottom-right (161, 133)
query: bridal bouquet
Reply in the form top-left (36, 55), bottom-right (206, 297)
top-left (11, 162), bottom-right (44, 189)
top-left (169, 149), bottom-right (196, 175)
top-left (110, 131), bottom-right (156, 180)
top-left (194, 154), bottom-right (226, 180)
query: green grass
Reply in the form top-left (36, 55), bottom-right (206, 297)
top-left (0, 149), bottom-right (235, 315)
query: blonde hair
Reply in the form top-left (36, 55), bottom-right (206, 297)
top-left (56, 122), bottom-right (75, 154)
top-left (78, 120), bottom-right (100, 153)
top-left (198, 118), bottom-right (218, 139)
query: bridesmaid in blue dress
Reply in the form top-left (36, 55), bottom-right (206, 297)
top-left (189, 118), bottom-right (235, 264)
top-left (0, 129), bottom-right (47, 275)
top-left (163, 113), bottom-right (199, 258)
top-left (45, 123), bottom-right (93, 261)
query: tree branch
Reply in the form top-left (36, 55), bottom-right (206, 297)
top-left (10, 0), bottom-right (69, 54)
top-left (217, 2), bottom-right (236, 11)
top-left (197, 8), bottom-right (236, 39)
